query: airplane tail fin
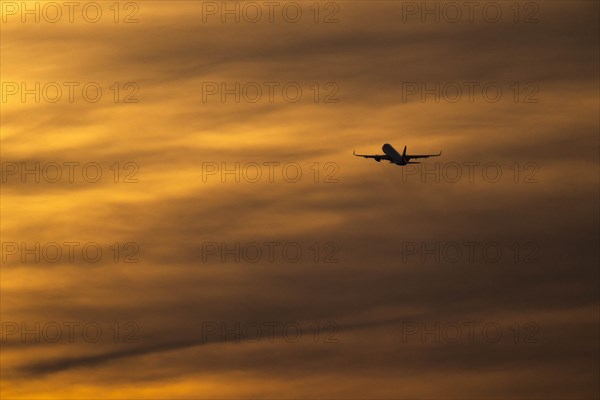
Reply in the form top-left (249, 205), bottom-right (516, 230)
top-left (402, 146), bottom-right (407, 158)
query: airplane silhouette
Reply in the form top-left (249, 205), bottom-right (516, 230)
top-left (353, 143), bottom-right (442, 166)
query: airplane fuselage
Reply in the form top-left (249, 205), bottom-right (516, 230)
top-left (382, 143), bottom-right (408, 165)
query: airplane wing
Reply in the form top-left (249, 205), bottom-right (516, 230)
top-left (353, 150), bottom-right (391, 161)
top-left (406, 150), bottom-right (442, 159)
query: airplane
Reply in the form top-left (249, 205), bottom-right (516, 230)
top-left (353, 143), bottom-right (442, 166)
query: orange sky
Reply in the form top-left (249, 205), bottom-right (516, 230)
top-left (1, 1), bottom-right (599, 398)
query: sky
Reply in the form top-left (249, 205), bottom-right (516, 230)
top-left (1, 0), bottom-right (599, 398)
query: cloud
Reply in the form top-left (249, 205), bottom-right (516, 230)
top-left (2, 0), bottom-right (598, 398)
